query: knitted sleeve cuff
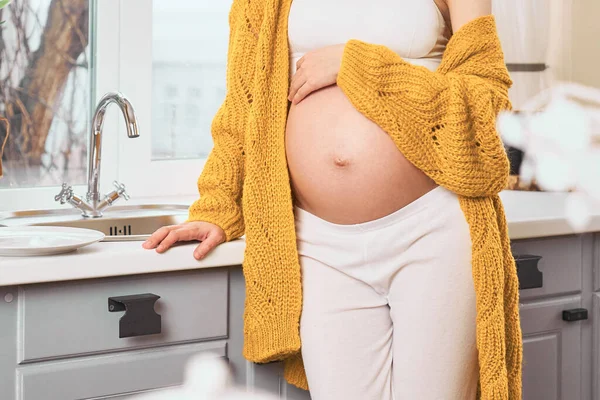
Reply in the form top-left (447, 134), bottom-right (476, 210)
top-left (242, 313), bottom-right (301, 364)
top-left (337, 39), bottom-right (402, 99)
top-left (337, 39), bottom-right (448, 114)
top-left (187, 202), bottom-right (245, 242)
top-left (283, 353), bottom-right (309, 391)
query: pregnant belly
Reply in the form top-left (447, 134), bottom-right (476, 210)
top-left (285, 85), bottom-right (438, 225)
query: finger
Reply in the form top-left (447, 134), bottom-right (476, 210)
top-left (292, 80), bottom-right (316, 104)
top-left (143, 225), bottom-right (176, 249)
top-left (193, 231), bottom-right (225, 260)
top-left (156, 228), bottom-right (199, 253)
top-left (288, 71), bottom-right (306, 102)
top-left (296, 56), bottom-right (305, 70)
top-left (288, 72), bottom-right (303, 101)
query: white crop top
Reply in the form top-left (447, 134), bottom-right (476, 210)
top-left (288, 0), bottom-right (449, 75)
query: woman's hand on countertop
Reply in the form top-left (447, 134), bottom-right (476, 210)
top-left (142, 221), bottom-right (226, 260)
top-left (288, 44), bottom-right (344, 105)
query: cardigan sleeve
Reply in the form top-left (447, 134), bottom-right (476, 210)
top-left (187, 0), bottom-right (257, 241)
top-left (336, 16), bottom-right (512, 198)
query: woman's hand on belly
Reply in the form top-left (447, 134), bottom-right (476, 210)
top-left (288, 44), bottom-right (344, 105)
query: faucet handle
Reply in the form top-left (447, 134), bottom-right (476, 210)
top-left (54, 183), bottom-right (74, 204)
top-left (95, 181), bottom-right (131, 214)
top-left (113, 181), bottom-right (130, 201)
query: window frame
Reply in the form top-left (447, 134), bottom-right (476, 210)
top-left (0, 0), bottom-right (210, 212)
top-left (0, 0), bottom-right (122, 211)
top-left (115, 0), bottom-right (207, 199)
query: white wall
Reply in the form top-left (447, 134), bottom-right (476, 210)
top-left (570, 0), bottom-right (600, 88)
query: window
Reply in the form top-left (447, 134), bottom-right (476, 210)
top-left (152, 0), bottom-right (230, 160)
top-left (115, 0), bottom-right (233, 198)
top-left (0, 0), bottom-right (92, 189)
top-left (0, 0), bottom-right (234, 210)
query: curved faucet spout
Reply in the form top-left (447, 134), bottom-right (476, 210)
top-left (92, 92), bottom-right (140, 139)
top-left (56, 92), bottom-right (139, 218)
top-left (87, 92), bottom-right (139, 208)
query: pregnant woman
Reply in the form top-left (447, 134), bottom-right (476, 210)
top-left (144, 0), bottom-right (523, 398)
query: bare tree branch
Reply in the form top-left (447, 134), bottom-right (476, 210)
top-left (0, 117), bottom-right (9, 177)
top-left (2, 0), bottom-right (88, 167)
top-left (0, 8), bottom-right (5, 74)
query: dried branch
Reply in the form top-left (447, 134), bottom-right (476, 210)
top-left (0, 11), bottom-right (4, 74)
top-left (11, 0), bottom-right (32, 61)
top-left (0, 117), bottom-right (9, 177)
top-left (3, 0), bottom-right (88, 165)
top-left (0, 0), bottom-right (90, 186)
top-left (57, 0), bottom-right (88, 68)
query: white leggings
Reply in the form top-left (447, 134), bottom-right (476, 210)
top-left (294, 186), bottom-right (478, 400)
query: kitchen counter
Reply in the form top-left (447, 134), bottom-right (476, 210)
top-left (0, 189), bottom-right (597, 287)
top-left (500, 190), bottom-right (600, 239)
top-left (1, 190), bottom-right (599, 400)
top-left (0, 239), bottom-right (246, 287)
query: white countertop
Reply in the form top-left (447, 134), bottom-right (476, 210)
top-left (500, 190), bottom-right (600, 239)
top-left (0, 190), bottom-right (597, 287)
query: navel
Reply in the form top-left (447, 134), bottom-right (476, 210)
top-left (333, 155), bottom-right (350, 167)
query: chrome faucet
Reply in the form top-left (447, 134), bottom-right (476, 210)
top-left (55, 92), bottom-right (140, 217)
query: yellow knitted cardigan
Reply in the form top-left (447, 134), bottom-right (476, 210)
top-left (188, 0), bottom-right (523, 398)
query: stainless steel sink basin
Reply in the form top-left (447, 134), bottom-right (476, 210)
top-left (0, 204), bottom-right (189, 242)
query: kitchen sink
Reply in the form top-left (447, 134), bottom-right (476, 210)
top-left (0, 204), bottom-right (189, 242)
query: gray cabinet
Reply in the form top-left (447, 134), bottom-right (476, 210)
top-left (2, 232), bottom-right (599, 400)
top-left (18, 341), bottom-right (226, 400)
top-left (514, 234), bottom-right (594, 400)
top-left (0, 285), bottom-right (18, 400)
top-left (520, 296), bottom-right (583, 400)
top-left (512, 235), bottom-right (583, 301)
top-left (19, 269), bottom-right (228, 362)
top-left (0, 270), bottom-right (230, 400)
top-left (591, 293), bottom-right (600, 399)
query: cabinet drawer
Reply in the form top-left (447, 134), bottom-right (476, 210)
top-left (17, 341), bottom-right (226, 400)
top-left (520, 296), bottom-right (582, 400)
top-left (593, 234), bottom-right (600, 291)
top-left (19, 269), bottom-right (228, 362)
top-left (511, 236), bottom-right (582, 301)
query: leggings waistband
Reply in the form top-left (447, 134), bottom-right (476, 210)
top-left (293, 185), bottom-right (456, 234)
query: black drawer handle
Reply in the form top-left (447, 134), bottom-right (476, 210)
top-left (506, 63), bottom-right (548, 72)
top-left (108, 293), bottom-right (161, 338)
top-left (514, 254), bottom-right (543, 290)
top-left (563, 308), bottom-right (588, 322)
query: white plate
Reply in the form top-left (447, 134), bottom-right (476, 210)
top-left (0, 226), bottom-right (105, 257)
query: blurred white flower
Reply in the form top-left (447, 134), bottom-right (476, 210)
top-left (498, 82), bottom-right (600, 231)
top-left (535, 151), bottom-right (573, 192)
top-left (497, 112), bottom-right (525, 149)
top-left (132, 354), bottom-right (279, 400)
top-left (532, 96), bottom-right (590, 153)
top-left (565, 192), bottom-right (592, 231)
top-left (578, 148), bottom-right (600, 200)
